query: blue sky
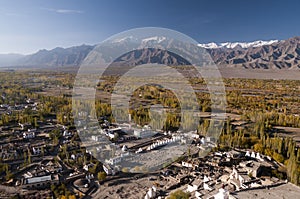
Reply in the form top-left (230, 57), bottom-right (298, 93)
top-left (0, 0), bottom-right (300, 54)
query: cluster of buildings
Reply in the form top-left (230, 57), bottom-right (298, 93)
top-left (0, 98), bottom-right (38, 115)
top-left (79, 120), bottom-right (293, 198)
top-left (18, 160), bottom-right (61, 190)
top-left (85, 121), bottom-right (196, 175)
top-left (0, 99), bottom-right (298, 198)
top-left (0, 98), bottom-right (103, 198)
top-left (144, 149), bottom-right (286, 199)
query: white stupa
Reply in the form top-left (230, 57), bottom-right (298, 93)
top-left (214, 188), bottom-right (229, 199)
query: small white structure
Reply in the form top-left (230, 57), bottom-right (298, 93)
top-left (136, 148), bottom-right (143, 153)
top-left (23, 131), bottom-right (35, 139)
top-left (92, 135), bottom-right (106, 142)
top-left (86, 174), bottom-right (94, 181)
top-left (63, 130), bottom-right (72, 137)
top-left (144, 194), bottom-right (150, 199)
top-left (103, 165), bottom-right (110, 175)
top-left (187, 179), bottom-right (202, 193)
top-left (245, 151), bottom-right (250, 157)
top-left (83, 163), bottom-right (94, 171)
top-left (122, 145), bottom-right (127, 152)
top-left (108, 132), bottom-right (117, 139)
top-left (32, 147), bottom-right (41, 155)
top-left (144, 186), bottom-right (157, 199)
top-left (203, 182), bottom-right (213, 191)
top-left (152, 186), bottom-right (156, 193)
top-left (200, 137), bottom-right (205, 144)
top-left (182, 161), bottom-right (198, 169)
top-left (214, 188), bottom-right (229, 199)
top-left (147, 187), bottom-right (155, 198)
top-left (71, 154), bottom-right (76, 160)
top-left (187, 184), bottom-right (197, 192)
top-left (215, 152), bottom-right (223, 157)
top-left (107, 127), bottom-right (122, 134)
top-left (195, 191), bottom-right (203, 199)
top-left (103, 164), bottom-right (116, 175)
top-left (191, 133), bottom-right (200, 139)
top-left (203, 175), bottom-right (211, 183)
top-left (106, 156), bottom-right (122, 165)
top-left (256, 152), bottom-right (263, 161)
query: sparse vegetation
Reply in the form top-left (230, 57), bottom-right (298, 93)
top-left (168, 190), bottom-right (190, 199)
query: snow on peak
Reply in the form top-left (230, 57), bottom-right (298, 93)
top-left (142, 36), bottom-right (166, 43)
top-left (110, 36), bottom-right (278, 49)
top-left (198, 40), bottom-right (279, 49)
top-left (197, 42), bottom-right (219, 49)
top-left (111, 36), bottom-right (135, 43)
top-left (110, 36), bottom-right (167, 44)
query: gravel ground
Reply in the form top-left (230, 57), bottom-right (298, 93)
top-left (233, 183), bottom-right (300, 199)
top-left (92, 175), bottom-right (157, 199)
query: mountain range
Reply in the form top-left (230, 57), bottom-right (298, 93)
top-left (198, 39), bottom-right (279, 49)
top-left (208, 37), bottom-right (300, 69)
top-left (1, 36), bottom-right (300, 69)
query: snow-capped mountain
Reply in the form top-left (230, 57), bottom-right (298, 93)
top-left (142, 36), bottom-right (166, 43)
top-left (2, 36), bottom-right (300, 70)
top-left (111, 36), bottom-right (135, 43)
top-left (110, 36), bottom-right (279, 49)
top-left (198, 39), bottom-right (279, 49)
top-left (103, 36), bottom-right (300, 69)
top-left (110, 36), bottom-right (167, 44)
top-left (207, 36), bottom-right (300, 69)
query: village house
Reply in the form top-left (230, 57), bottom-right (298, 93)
top-left (182, 161), bottom-right (199, 169)
top-left (23, 131), bottom-right (35, 139)
top-left (21, 174), bottom-right (59, 189)
top-left (103, 164), bottom-right (117, 175)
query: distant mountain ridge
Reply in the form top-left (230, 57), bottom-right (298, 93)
top-left (1, 36), bottom-right (300, 69)
top-left (208, 37), bottom-right (300, 69)
top-left (198, 39), bottom-right (279, 49)
top-left (18, 45), bottom-right (95, 67)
